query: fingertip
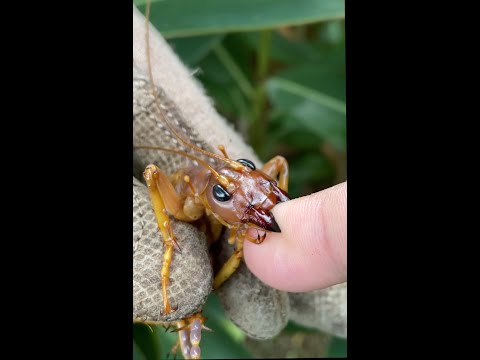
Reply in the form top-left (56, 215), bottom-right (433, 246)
top-left (243, 231), bottom-right (294, 291)
top-left (244, 182), bottom-right (347, 292)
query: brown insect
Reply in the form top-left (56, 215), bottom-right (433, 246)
top-left (134, 1), bottom-right (291, 358)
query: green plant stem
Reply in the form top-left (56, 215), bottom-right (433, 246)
top-left (250, 30), bottom-right (272, 154)
top-left (213, 44), bottom-right (254, 99)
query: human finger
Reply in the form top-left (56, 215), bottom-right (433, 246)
top-left (244, 182), bottom-right (347, 292)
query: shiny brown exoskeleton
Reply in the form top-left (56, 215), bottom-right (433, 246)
top-left (134, 1), bottom-right (291, 358)
top-left (205, 158), bottom-right (291, 232)
top-left (139, 142), bottom-right (291, 293)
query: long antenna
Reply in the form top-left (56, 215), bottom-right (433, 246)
top-left (134, 145), bottom-right (230, 188)
top-left (143, 0), bottom-right (247, 173)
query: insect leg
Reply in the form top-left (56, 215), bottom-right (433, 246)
top-left (199, 212), bottom-right (224, 246)
top-left (213, 230), bottom-right (244, 290)
top-left (261, 155), bottom-right (289, 191)
top-left (186, 312), bottom-right (211, 360)
top-left (188, 318), bottom-right (202, 359)
top-left (166, 337), bottom-right (181, 360)
top-left (173, 320), bottom-right (191, 360)
top-left (143, 164), bottom-right (185, 315)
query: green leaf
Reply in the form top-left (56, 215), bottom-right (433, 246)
top-left (167, 35), bottom-right (224, 66)
top-left (196, 46), bottom-right (252, 122)
top-left (153, 326), bottom-right (178, 360)
top-left (197, 55), bottom-right (246, 119)
top-left (235, 21), bottom-right (345, 67)
top-left (327, 336), bottom-right (347, 358)
top-left (283, 320), bottom-right (322, 334)
top-left (133, 323), bottom-right (162, 360)
top-left (316, 20), bottom-right (345, 45)
top-left (288, 152), bottom-right (335, 196)
top-left (268, 77), bottom-right (345, 114)
top-left (135, 0), bottom-right (345, 38)
top-left (241, 31), bottom-right (324, 66)
top-left (214, 44), bottom-right (254, 99)
top-left (266, 75), bottom-right (346, 151)
top-left (274, 63), bottom-right (345, 101)
top-left (269, 32), bottom-right (327, 65)
top-left (133, 341), bottom-right (147, 360)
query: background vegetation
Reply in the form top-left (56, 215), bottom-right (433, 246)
top-left (134, 0), bottom-right (346, 358)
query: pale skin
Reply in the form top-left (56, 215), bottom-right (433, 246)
top-left (244, 181), bottom-right (347, 292)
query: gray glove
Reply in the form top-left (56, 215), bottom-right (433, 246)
top-left (132, 5), bottom-right (346, 339)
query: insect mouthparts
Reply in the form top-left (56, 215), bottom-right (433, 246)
top-left (270, 216), bottom-right (281, 232)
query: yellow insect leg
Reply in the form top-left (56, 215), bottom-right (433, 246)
top-left (143, 164), bottom-right (181, 315)
top-left (213, 231), bottom-right (244, 290)
top-left (261, 155), bottom-right (289, 191)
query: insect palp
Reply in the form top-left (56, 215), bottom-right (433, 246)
top-left (241, 202), bottom-right (254, 223)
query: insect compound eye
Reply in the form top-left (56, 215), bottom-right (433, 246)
top-left (212, 184), bottom-right (231, 202)
top-left (237, 158), bottom-right (256, 170)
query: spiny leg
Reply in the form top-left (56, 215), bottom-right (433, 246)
top-left (260, 156), bottom-right (289, 243)
top-left (212, 227), bottom-right (268, 289)
top-left (143, 164), bottom-right (182, 315)
top-left (172, 320), bottom-right (191, 360)
top-left (250, 155), bottom-right (289, 244)
top-left (188, 313), bottom-right (211, 360)
top-left (170, 313), bottom-right (211, 360)
top-left (188, 317), bottom-right (202, 360)
top-left (213, 228), bottom-right (244, 290)
top-left (261, 155), bottom-right (289, 191)
top-left (227, 227), bottom-right (238, 245)
top-left (245, 228), bottom-right (267, 244)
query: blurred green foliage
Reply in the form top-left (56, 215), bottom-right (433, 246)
top-left (134, 0), bottom-right (346, 358)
